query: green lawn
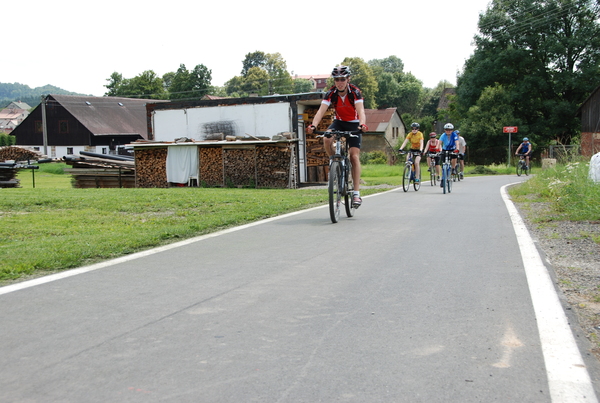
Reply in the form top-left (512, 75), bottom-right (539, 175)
top-left (2, 160), bottom-right (597, 283)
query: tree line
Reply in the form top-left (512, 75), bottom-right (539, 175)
top-left (99, 0), bottom-right (600, 164)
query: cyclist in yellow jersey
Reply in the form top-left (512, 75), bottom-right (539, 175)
top-left (399, 123), bottom-right (424, 182)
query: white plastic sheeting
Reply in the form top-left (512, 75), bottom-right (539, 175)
top-left (166, 146), bottom-right (198, 184)
top-left (589, 152), bottom-right (600, 183)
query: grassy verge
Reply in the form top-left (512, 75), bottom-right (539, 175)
top-left (508, 159), bottom-right (600, 231)
top-left (2, 163), bottom-right (388, 282)
top-left (4, 160), bottom-right (597, 283)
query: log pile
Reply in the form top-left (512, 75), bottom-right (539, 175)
top-left (134, 142), bottom-right (297, 188)
top-left (224, 147), bottom-right (255, 187)
top-left (199, 147), bottom-right (223, 187)
top-left (0, 146), bottom-right (42, 162)
top-left (134, 148), bottom-right (168, 188)
top-left (0, 163), bottom-right (20, 188)
top-left (63, 153), bottom-right (136, 188)
top-left (305, 106), bottom-right (334, 182)
top-left (256, 144), bottom-right (295, 188)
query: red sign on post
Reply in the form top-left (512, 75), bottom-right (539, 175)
top-left (503, 126), bottom-right (518, 133)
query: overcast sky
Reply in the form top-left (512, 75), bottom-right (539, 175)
top-left (4, 0), bottom-right (491, 97)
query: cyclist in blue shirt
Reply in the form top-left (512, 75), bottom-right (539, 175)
top-left (515, 137), bottom-right (532, 169)
top-left (439, 123), bottom-right (460, 182)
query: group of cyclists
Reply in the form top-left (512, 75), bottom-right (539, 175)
top-left (399, 122), bottom-right (466, 185)
top-left (307, 64), bottom-right (532, 208)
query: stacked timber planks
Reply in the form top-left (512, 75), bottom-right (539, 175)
top-left (64, 152), bottom-right (135, 188)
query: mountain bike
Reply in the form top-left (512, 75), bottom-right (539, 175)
top-left (315, 130), bottom-right (361, 223)
top-left (452, 165), bottom-right (460, 182)
top-left (516, 154), bottom-right (530, 176)
top-left (440, 150), bottom-right (456, 194)
top-left (427, 152), bottom-right (439, 186)
top-left (400, 150), bottom-right (421, 192)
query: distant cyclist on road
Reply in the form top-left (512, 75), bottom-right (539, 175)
top-left (439, 123), bottom-right (460, 186)
top-left (307, 65), bottom-right (368, 206)
top-left (424, 132), bottom-right (442, 180)
top-left (399, 123), bottom-right (424, 182)
top-left (515, 137), bottom-right (532, 169)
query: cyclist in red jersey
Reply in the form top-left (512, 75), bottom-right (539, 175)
top-left (307, 65), bottom-right (367, 206)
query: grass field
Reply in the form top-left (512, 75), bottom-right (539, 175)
top-left (2, 160), bottom-right (598, 283)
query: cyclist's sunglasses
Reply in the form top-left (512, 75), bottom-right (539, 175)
top-left (334, 77), bottom-right (347, 82)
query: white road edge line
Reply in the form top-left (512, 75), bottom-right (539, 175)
top-left (0, 191), bottom-right (390, 296)
top-left (501, 184), bottom-right (598, 403)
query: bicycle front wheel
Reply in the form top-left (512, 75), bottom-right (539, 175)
top-left (344, 163), bottom-right (355, 218)
top-left (516, 162), bottom-right (523, 177)
top-left (328, 161), bottom-right (342, 223)
top-left (442, 166), bottom-right (447, 194)
top-left (430, 163), bottom-right (436, 186)
top-left (402, 164), bottom-right (411, 192)
top-left (413, 165), bottom-right (421, 191)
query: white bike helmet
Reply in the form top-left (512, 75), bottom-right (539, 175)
top-left (444, 123), bottom-right (454, 130)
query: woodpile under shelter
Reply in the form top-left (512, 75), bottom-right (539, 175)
top-left (578, 85), bottom-right (600, 157)
top-left (131, 94), bottom-right (404, 188)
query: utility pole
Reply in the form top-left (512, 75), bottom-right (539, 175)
top-left (40, 95), bottom-right (48, 156)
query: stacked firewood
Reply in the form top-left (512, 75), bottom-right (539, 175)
top-left (256, 144), bottom-right (294, 188)
top-left (199, 147), bottom-right (223, 187)
top-left (305, 107), bottom-right (334, 182)
top-left (223, 147), bottom-right (256, 187)
top-left (134, 148), bottom-right (168, 188)
top-left (0, 146), bottom-right (41, 162)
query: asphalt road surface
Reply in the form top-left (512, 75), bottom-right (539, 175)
top-left (1, 175), bottom-right (599, 402)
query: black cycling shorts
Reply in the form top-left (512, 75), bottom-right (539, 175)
top-left (328, 120), bottom-right (362, 149)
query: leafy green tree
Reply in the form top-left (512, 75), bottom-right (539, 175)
top-left (341, 57), bottom-right (378, 109)
top-left (368, 56), bottom-right (405, 78)
top-left (224, 76), bottom-right (246, 97)
top-left (167, 64), bottom-right (212, 99)
top-left (104, 70), bottom-right (166, 99)
top-left (241, 51), bottom-right (268, 77)
top-left (293, 78), bottom-right (314, 93)
top-left (242, 67), bottom-right (270, 95)
top-left (104, 72), bottom-right (124, 97)
top-left (457, 0), bottom-right (600, 148)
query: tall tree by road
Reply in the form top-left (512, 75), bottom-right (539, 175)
top-left (456, 0), bottom-right (600, 151)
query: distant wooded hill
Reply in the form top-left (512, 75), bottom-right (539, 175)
top-left (0, 83), bottom-right (88, 109)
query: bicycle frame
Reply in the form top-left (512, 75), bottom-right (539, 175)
top-left (428, 152), bottom-right (439, 186)
top-left (441, 150), bottom-right (453, 194)
top-left (401, 150), bottom-right (421, 192)
top-left (315, 130), bottom-right (361, 223)
top-left (516, 154), bottom-right (529, 176)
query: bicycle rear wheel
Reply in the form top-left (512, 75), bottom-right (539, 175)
top-left (413, 165), bottom-right (421, 191)
top-left (402, 164), bottom-right (411, 192)
top-left (328, 161), bottom-right (342, 223)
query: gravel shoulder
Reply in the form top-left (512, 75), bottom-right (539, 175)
top-left (514, 200), bottom-right (600, 360)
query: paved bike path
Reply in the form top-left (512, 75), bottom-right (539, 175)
top-left (0, 175), bottom-right (598, 402)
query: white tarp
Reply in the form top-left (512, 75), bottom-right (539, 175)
top-left (589, 152), bottom-right (600, 183)
top-left (166, 146), bottom-right (198, 184)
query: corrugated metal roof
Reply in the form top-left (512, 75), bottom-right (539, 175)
top-left (49, 95), bottom-right (169, 138)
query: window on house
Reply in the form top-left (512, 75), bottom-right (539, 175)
top-left (35, 121), bottom-right (43, 133)
top-left (67, 148), bottom-right (74, 155)
top-left (59, 120), bottom-right (69, 134)
top-left (102, 148), bottom-right (107, 154)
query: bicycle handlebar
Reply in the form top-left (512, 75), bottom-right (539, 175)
top-left (314, 130), bottom-right (361, 139)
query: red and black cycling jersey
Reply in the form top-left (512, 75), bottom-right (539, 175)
top-left (322, 84), bottom-right (364, 122)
